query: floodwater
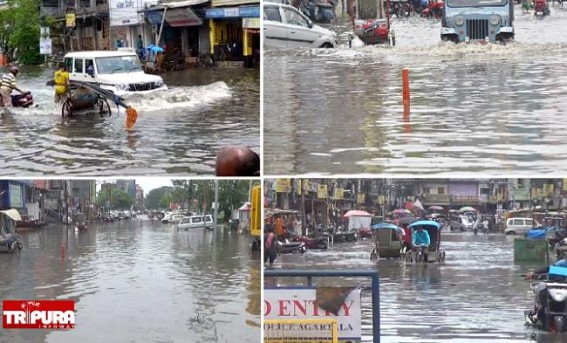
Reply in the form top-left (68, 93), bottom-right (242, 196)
top-left (264, 4), bottom-right (567, 175)
top-left (265, 233), bottom-right (567, 343)
top-left (0, 217), bottom-right (261, 343)
top-left (0, 68), bottom-right (259, 176)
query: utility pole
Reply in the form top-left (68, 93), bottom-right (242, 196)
top-left (301, 180), bottom-right (306, 236)
top-left (214, 180), bottom-right (219, 229)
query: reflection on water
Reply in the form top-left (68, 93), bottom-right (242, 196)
top-left (0, 218), bottom-right (260, 343)
top-left (267, 233), bottom-right (566, 342)
top-left (264, 5), bottom-right (567, 175)
top-left (0, 68), bottom-right (259, 176)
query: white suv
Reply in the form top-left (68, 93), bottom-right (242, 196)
top-left (505, 217), bottom-right (538, 235)
top-left (263, 2), bottom-right (337, 49)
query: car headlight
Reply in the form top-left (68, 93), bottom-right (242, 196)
top-left (455, 16), bottom-right (464, 26)
top-left (490, 15), bottom-right (500, 26)
top-left (156, 80), bottom-right (164, 87)
top-left (116, 84), bottom-right (129, 91)
top-left (548, 288), bottom-right (567, 302)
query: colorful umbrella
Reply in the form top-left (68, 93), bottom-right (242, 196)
top-left (343, 210), bottom-right (371, 218)
top-left (459, 206), bottom-right (477, 212)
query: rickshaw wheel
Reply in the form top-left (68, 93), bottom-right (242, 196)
top-left (61, 101), bottom-right (72, 118)
top-left (98, 98), bottom-right (111, 117)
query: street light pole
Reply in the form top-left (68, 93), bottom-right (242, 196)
top-left (214, 179), bottom-right (219, 229)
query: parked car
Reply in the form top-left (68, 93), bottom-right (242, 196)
top-left (263, 2), bottom-right (337, 49)
top-left (176, 215), bottom-right (214, 230)
top-left (506, 217), bottom-right (539, 235)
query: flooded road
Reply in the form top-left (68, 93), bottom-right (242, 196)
top-left (264, 5), bottom-right (567, 175)
top-left (265, 233), bottom-right (565, 343)
top-left (0, 68), bottom-right (259, 176)
top-left (0, 217), bottom-right (260, 342)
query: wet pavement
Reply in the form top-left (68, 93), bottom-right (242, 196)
top-left (0, 217), bottom-right (260, 343)
top-left (264, 4), bottom-right (567, 175)
top-left (0, 68), bottom-right (259, 176)
top-left (265, 232), bottom-right (567, 343)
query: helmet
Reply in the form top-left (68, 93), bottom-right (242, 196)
top-left (9, 66), bottom-right (19, 76)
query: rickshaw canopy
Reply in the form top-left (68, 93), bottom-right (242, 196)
top-left (371, 222), bottom-right (404, 234)
top-left (0, 209), bottom-right (22, 221)
top-left (343, 210), bottom-right (371, 218)
top-left (409, 220), bottom-right (441, 229)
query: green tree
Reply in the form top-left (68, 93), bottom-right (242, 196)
top-left (145, 186), bottom-right (173, 209)
top-left (96, 188), bottom-right (133, 210)
top-left (169, 180), bottom-right (259, 222)
top-left (0, 0), bottom-right (43, 64)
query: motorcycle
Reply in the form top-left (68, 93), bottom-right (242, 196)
top-left (11, 91), bottom-right (34, 108)
top-left (534, 0), bottom-right (550, 17)
top-left (526, 280), bottom-right (567, 332)
top-left (294, 235), bottom-right (328, 250)
top-left (421, 0), bottom-right (444, 18)
top-left (277, 240), bottom-right (306, 254)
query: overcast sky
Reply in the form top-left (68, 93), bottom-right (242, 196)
top-left (135, 178), bottom-right (173, 193)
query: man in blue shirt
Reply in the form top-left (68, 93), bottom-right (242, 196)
top-left (412, 226), bottom-right (431, 262)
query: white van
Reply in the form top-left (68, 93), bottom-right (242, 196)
top-left (505, 217), bottom-right (538, 235)
top-left (63, 51), bottom-right (167, 95)
top-left (263, 2), bottom-right (337, 49)
top-left (176, 215), bottom-right (214, 230)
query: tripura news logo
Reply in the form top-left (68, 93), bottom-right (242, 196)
top-left (2, 300), bottom-right (75, 329)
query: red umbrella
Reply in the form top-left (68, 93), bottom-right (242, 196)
top-left (343, 210), bottom-right (371, 218)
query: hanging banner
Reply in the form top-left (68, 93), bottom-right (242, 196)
top-left (109, 0), bottom-right (141, 26)
top-left (39, 38), bottom-right (52, 55)
top-left (378, 195), bottom-right (385, 205)
top-left (295, 180), bottom-right (301, 195)
top-left (334, 188), bottom-right (344, 200)
top-left (543, 184), bottom-right (555, 196)
top-left (563, 179), bottom-right (567, 192)
top-left (275, 179), bottom-right (291, 193)
top-left (66, 12), bottom-right (76, 28)
top-left (317, 185), bottom-right (327, 199)
top-left (357, 194), bottom-right (365, 204)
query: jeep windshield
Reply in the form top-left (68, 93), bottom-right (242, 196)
top-left (447, 0), bottom-right (507, 7)
top-left (95, 55), bottom-right (143, 74)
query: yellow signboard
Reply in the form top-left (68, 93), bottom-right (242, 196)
top-left (532, 188), bottom-right (541, 198)
top-left (378, 195), bottom-right (385, 205)
top-left (357, 194), bottom-right (365, 204)
top-left (295, 180), bottom-right (302, 195)
top-left (66, 13), bottom-right (76, 28)
top-left (543, 184), bottom-right (554, 196)
top-left (334, 188), bottom-right (344, 199)
top-left (275, 179), bottom-right (291, 193)
top-left (563, 179), bottom-right (567, 192)
top-left (317, 185), bottom-right (327, 199)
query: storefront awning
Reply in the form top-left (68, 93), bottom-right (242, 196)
top-left (166, 7), bottom-right (202, 26)
top-left (142, 0), bottom-right (208, 26)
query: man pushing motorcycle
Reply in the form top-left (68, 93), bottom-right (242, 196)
top-left (0, 66), bottom-right (26, 108)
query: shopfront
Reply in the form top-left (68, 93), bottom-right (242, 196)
top-left (205, 3), bottom-right (260, 67)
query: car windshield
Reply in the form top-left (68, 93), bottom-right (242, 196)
top-left (447, 0), bottom-right (507, 7)
top-left (95, 55), bottom-right (142, 74)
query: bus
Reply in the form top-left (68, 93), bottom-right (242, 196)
top-left (440, 0), bottom-right (514, 43)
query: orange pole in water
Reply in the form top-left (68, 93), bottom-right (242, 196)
top-left (60, 245), bottom-right (65, 260)
top-left (402, 68), bottom-right (410, 105)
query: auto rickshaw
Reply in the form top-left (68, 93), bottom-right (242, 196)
top-left (407, 220), bottom-right (446, 263)
top-left (370, 222), bottom-right (404, 260)
top-left (0, 209), bottom-right (23, 253)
